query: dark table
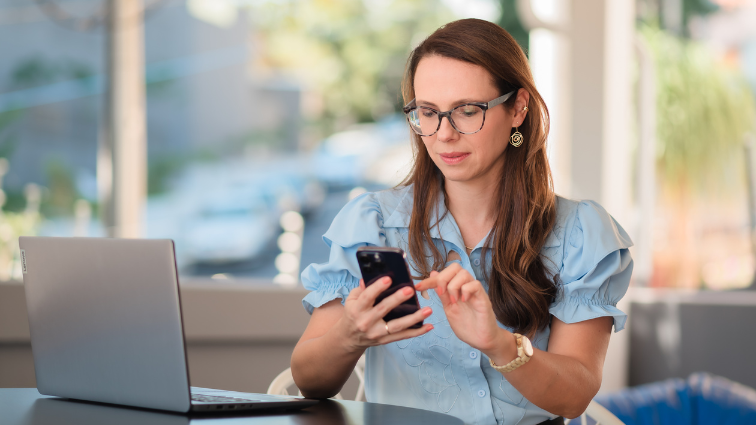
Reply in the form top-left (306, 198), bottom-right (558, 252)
top-left (1, 388), bottom-right (464, 425)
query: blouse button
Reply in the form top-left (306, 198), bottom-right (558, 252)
top-left (473, 258), bottom-right (481, 266)
top-left (477, 389), bottom-right (487, 398)
top-left (469, 351), bottom-right (478, 359)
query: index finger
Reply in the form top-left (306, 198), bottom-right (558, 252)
top-left (419, 268), bottom-right (456, 307)
top-left (354, 276), bottom-right (393, 310)
top-left (416, 263), bottom-right (462, 294)
top-left (436, 263), bottom-right (466, 291)
top-left (414, 270), bottom-right (440, 292)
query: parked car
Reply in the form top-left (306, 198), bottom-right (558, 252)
top-left (181, 186), bottom-right (279, 265)
top-left (309, 116), bottom-right (412, 190)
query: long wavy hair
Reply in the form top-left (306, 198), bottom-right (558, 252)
top-left (400, 19), bottom-right (558, 336)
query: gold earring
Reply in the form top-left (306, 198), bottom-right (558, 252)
top-left (510, 127), bottom-right (523, 147)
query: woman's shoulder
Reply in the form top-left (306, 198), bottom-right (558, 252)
top-left (322, 185), bottom-right (414, 246)
top-left (552, 194), bottom-right (633, 262)
top-left (548, 196), bottom-right (634, 332)
top-left (372, 184), bottom-right (413, 212)
top-left (343, 185), bottom-right (414, 228)
top-left (544, 195), bottom-right (580, 249)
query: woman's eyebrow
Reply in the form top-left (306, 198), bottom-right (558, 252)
top-left (417, 98), bottom-right (484, 108)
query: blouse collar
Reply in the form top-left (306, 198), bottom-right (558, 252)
top-left (382, 184), bottom-right (562, 250)
top-left (382, 186), bottom-right (482, 251)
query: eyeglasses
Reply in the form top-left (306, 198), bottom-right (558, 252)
top-left (402, 90), bottom-right (516, 137)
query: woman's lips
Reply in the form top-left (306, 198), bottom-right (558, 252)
top-left (439, 152), bottom-right (470, 165)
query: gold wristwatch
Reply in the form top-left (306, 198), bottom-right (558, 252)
top-left (489, 333), bottom-right (533, 373)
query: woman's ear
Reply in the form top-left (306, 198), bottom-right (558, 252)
top-left (512, 88), bottom-right (531, 128)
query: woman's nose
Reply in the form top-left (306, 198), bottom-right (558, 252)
top-left (436, 115), bottom-right (458, 142)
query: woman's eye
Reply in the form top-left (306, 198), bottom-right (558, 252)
top-left (459, 106), bottom-right (479, 117)
top-left (421, 109), bottom-right (436, 118)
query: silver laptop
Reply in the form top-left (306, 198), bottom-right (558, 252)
top-left (19, 236), bottom-right (317, 413)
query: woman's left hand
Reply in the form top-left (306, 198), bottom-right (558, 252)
top-left (414, 263), bottom-right (508, 353)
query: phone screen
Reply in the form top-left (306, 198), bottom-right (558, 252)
top-left (356, 247), bottom-right (422, 328)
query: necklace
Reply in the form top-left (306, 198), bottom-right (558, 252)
top-left (465, 245), bottom-right (474, 251)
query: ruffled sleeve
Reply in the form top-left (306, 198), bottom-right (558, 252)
top-left (549, 200), bottom-right (634, 332)
top-left (300, 192), bottom-right (387, 314)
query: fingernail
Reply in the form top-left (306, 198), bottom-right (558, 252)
top-left (383, 277), bottom-right (391, 285)
top-left (422, 307), bottom-right (432, 315)
top-left (427, 324), bottom-right (434, 330)
top-left (402, 287), bottom-right (413, 295)
top-left (450, 295), bottom-right (456, 303)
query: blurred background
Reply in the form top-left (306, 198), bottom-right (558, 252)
top-left (0, 0), bottom-right (754, 290)
top-left (2, 0), bottom-right (756, 412)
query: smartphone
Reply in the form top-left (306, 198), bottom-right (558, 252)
top-left (356, 246), bottom-right (423, 329)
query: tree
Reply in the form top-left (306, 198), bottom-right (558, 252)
top-left (247, 0), bottom-right (459, 139)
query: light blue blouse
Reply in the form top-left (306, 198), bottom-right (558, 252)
top-left (301, 185), bottom-right (633, 425)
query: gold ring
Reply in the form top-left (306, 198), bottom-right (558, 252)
top-left (385, 322), bottom-right (391, 335)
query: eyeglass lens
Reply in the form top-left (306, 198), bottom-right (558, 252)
top-left (407, 104), bottom-right (485, 136)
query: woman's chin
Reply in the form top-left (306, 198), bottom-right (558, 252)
top-left (442, 170), bottom-right (476, 183)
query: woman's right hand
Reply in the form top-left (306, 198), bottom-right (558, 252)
top-left (338, 277), bottom-right (434, 352)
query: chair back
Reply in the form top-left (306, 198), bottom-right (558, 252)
top-left (267, 354), bottom-right (366, 401)
top-left (565, 400), bottom-right (625, 425)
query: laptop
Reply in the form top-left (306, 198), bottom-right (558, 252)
top-left (18, 236), bottom-right (318, 413)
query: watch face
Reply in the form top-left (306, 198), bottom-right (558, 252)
top-left (522, 336), bottom-right (534, 357)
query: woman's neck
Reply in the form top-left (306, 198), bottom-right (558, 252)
top-left (444, 177), bottom-right (499, 248)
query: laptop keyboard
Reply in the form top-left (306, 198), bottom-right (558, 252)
top-left (191, 394), bottom-right (263, 404)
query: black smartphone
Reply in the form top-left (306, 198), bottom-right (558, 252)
top-left (356, 247), bottom-right (423, 329)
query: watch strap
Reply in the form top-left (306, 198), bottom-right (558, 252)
top-left (489, 333), bottom-right (531, 373)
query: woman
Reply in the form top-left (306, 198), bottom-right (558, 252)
top-left (291, 19), bottom-right (633, 425)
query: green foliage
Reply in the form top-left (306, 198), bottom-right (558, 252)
top-left (0, 110), bottom-right (20, 213)
top-left (148, 148), bottom-right (219, 196)
top-left (148, 157), bottom-right (184, 196)
top-left (41, 159), bottom-right (79, 217)
top-left (681, 0), bottom-right (719, 25)
top-left (247, 0), bottom-right (458, 134)
top-left (637, 0), bottom-right (719, 38)
top-left (145, 78), bottom-right (177, 98)
top-left (10, 56), bottom-right (93, 90)
top-left (497, 0), bottom-right (529, 54)
top-left (2, 188), bottom-right (27, 213)
top-left (0, 111), bottom-right (19, 162)
top-left (2, 211), bottom-right (41, 240)
top-left (228, 127), bottom-right (289, 151)
top-left (641, 25), bottom-right (756, 195)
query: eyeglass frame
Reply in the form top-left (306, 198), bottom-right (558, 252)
top-left (402, 89), bottom-right (517, 137)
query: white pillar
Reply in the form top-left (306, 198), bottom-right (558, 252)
top-left (600, 0), bottom-right (635, 226)
top-left (525, 0), bottom-right (571, 196)
top-left (633, 37), bottom-right (657, 285)
top-left (564, 0), bottom-right (634, 223)
top-left (573, 0), bottom-right (636, 394)
top-left (519, 0), bottom-right (636, 393)
top-left (99, 0), bottom-right (147, 238)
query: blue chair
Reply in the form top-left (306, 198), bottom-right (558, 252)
top-left (595, 372), bottom-right (756, 425)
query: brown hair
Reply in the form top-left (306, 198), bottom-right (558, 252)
top-left (400, 19), bottom-right (557, 337)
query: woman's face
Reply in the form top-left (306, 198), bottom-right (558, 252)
top-left (413, 55), bottom-right (521, 186)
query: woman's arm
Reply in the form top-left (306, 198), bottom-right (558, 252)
top-left (415, 264), bottom-right (613, 418)
top-left (290, 300), bottom-right (361, 399)
top-left (485, 316), bottom-right (612, 419)
top-left (291, 278), bottom-right (434, 398)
